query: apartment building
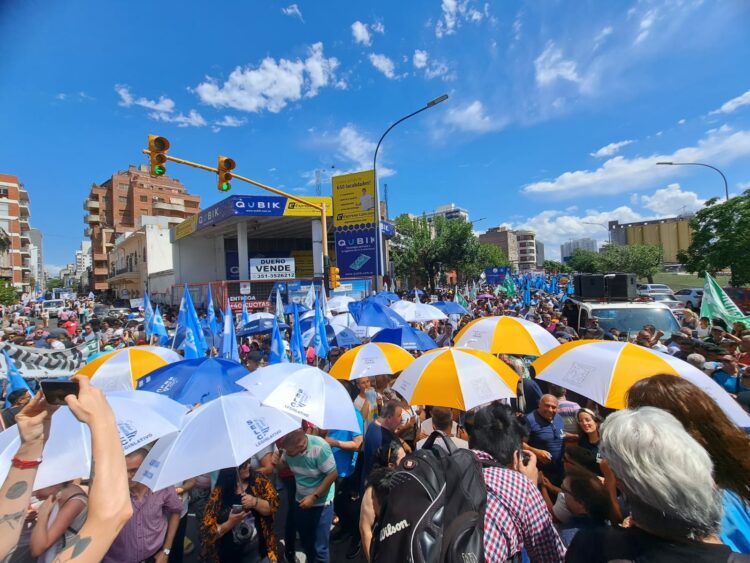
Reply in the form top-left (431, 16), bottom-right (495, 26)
top-left (0, 173), bottom-right (34, 291)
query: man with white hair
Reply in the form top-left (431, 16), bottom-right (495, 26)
top-left (566, 407), bottom-right (742, 561)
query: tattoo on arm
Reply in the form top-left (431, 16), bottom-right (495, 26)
top-left (5, 481), bottom-right (28, 500)
top-left (55, 535), bottom-right (92, 560)
top-left (0, 510), bottom-right (25, 529)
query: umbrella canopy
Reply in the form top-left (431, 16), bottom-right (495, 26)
top-left (0, 390), bottom-right (186, 490)
top-left (371, 326), bottom-right (438, 351)
top-left (246, 312), bottom-right (274, 322)
top-left (389, 301), bottom-right (448, 323)
top-left (454, 316), bottom-right (559, 356)
top-left (133, 393), bottom-right (300, 491)
top-left (432, 301), bottom-right (469, 316)
top-left (238, 363), bottom-right (360, 432)
top-left (302, 324), bottom-right (361, 349)
top-left (348, 300), bottom-right (408, 329)
top-left (237, 318), bottom-right (289, 337)
top-left (330, 342), bottom-right (414, 380)
top-left (284, 302), bottom-right (310, 315)
top-left (377, 291), bottom-right (401, 303)
top-left (330, 313), bottom-right (381, 339)
top-left (136, 357), bottom-right (249, 406)
top-left (391, 348), bottom-right (519, 410)
top-left (78, 346), bottom-right (182, 392)
top-left (327, 296), bottom-right (356, 313)
top-left (532, 340), bottom-right (750, 426)
top-left (408, 289), bottom-right (425, 296)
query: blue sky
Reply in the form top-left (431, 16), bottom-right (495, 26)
top-left (1, 0), bottom-right (749, 269)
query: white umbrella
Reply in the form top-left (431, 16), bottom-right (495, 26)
top-left (0, 391), bottom-right (186, 490)
top-left (389, 300), bottom-right (447, 323)
top-left (328, 296), bottom-right (355, 314)
top-left (246, 312), bottom-right (274, 323)
top-left (330, 312), bottom-right (380, 339)
top-left (238, 363), bottom-right (360, 432)
top-left (133, 393), bottom-right (299, 491)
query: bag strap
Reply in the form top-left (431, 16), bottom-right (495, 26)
top-left (422, 430), bottom-right (457, 454)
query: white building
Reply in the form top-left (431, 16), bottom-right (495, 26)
top-left (561, 238), bottom-right (598, 262)
top-left (75, 240), bottom-right (92, 275)
top-left (423, 203), bottom-right (469, 223)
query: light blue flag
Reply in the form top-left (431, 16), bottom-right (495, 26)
top-left (206, 284), bottom-right (218, 337)
top-left (312, 290), bottom-right (330, 359)
top-left (144, 289), bottom-right (154, 339)
top-left (241, 297), bottom-right (251, 327)
top-left (178, 286), bottom-right (207, 359)
top-left (269, 317), bottom-right (289, 364)
top-left (3, 350), bottom-right (31, 408)
top-left (275, 287), bottom-right (285, 323)
top-left (150, 304), bottom-right (170, 346)
top-left (221, 304), bottom-right (240, 362)
top-left (290, 304), bottom-right (306, 364)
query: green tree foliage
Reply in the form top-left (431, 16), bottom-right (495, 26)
top-left (543, 260), bottom-right (566, 273)
top-left (0, 282), bottom-right (18, 306)
top-left (47, 277), bottom-right (63, 290)
top-left (567, 245), bottom-right (663, 282)
top-left (392, 215), bottom-right (509, 289)
top-left (678, 191), bottom-right (750, 287)
top-left (567, 249), bottom-right (601, 273)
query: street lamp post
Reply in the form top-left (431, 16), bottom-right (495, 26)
top-left (656, 161), bottom-right (729, 201)
top-left (372, 94), bottom-right (449, 291)
top-left (581, 221), bottom-right (611, 245)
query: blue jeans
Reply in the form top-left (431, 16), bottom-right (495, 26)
top-left (295, 501), bottom-right (334, 563)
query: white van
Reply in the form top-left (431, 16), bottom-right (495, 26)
top-left (568, 298), bottom-right (681, 338)
top-left (42, 299), bottom-right (65, 318)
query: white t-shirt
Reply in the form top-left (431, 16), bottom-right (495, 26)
top-left (360, 193), bottom-right (375, 211)
top-left (421, 418), bottom-right (458, 436)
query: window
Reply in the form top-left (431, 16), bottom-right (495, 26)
top-left (118, 196), bottom-right (127, 204)
top-left (140, 195), bottom-right (148, 203)
top-left (0, 219), bottom-right (9, 232)
top-left (118, 183), bottom-right (129, 190)
top-left (0, 188), bottom-right (8, 198)
top-left (0, 202), bottom-right (8, 216)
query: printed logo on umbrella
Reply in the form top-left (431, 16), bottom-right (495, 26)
top-left (247, 417), bottom-right (271, 441)
top-left (563, 363), bottom-right (595, 386)
top-left (117, 420), bottom-right (153, 450)
top-left (155, 376), bottom-right (178, 394)
top-left (290, 389), bottom-right (309, 409)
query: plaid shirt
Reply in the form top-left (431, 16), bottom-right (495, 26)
top-left (473, 450), bottom-right (565, 563)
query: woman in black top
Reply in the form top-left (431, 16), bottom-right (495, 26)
top-left (576, 408), bottom-right (602, 458)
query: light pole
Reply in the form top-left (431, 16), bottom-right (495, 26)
top-left (656, 161), bottom-right (729, 201)
top-left (581, 221), bottom-right (611, 245)
top-left (372, 94), bottom-right (449, 291)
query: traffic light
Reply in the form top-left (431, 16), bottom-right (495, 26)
top-left (328, 265), bottom-right (341, 289)
top-left (217, 156), bottom-right (236, 192)
top-left (148, 135), bottom-right (169, 177)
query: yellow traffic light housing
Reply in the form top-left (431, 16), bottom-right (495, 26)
top-left (217, 156), bottom-right (236, 192)
top-left (329, 266), bottom-right (341, 289)
top-left (148, 135), bottom-right (170, 177)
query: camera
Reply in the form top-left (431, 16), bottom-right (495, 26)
top-left (233, 513), bottom-right (257, 544)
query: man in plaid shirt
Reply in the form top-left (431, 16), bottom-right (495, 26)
top-left (468, 404), bottom-right (565, 562)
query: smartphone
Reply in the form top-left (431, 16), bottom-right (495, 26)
top-left (40, 380), bottom-right (79, 406)
top-left (231, 504), bottom-right (244, 514)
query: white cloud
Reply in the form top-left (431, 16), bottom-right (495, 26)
top-left (523, 125), bottom-right (750, 197)
top-left (368, 53), bottom-right (396, 79)
top-left (738, 181), bottom-right (750, 191)
top-left (45, 264), bottom-right (65, 277)
top-left (371, 21), bottom-right (385, 34)
top-left (635, 8), bottom-right (659, 44)
top-left (443, 100), bottom-right (505, 133)
top-left (413, 49), bottom-right (428, 69)
top-left (351, 21), bottom-right (372, 46)
top-left (115, 84), bottom-right (175, 112)
top-left (593, 25), bottom-right (613, 48)
top-left (281, 4), bottom-right (304, 21)
top-left (534, 42), bottom-right (580, 86)
top-left (55, 93), bottom-right (66, 101)
top-left (639, 183), bottom-right (704, 216)
top-left (590, 139), bottom-right (634, 158)
top-left (435, 0), bottom-right (484, 38)
top-left (194, 43), bottom-right (341, 113)
top-left (709, 89), bottom-right (750, 115)
top-left (149, 109), bottom-right (207, 128)
top-left (678, 118), bottom-right (686, 125)
top-left (215, 115), bottom-right (248, 127)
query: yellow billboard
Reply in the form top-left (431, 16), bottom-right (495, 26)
top-left (283, 196), bottom-right (333, 217)
top-left (174, 215), bottom-right (198, 241)
top-left (332, 170), bottom-right (376, 227)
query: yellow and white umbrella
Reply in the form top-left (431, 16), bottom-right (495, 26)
top-left (77, 346), bottom-right (182, 392)
top-left (532, 340), bottom-right (750, 427)
top-left (454, 315), bottom-right (559, 356)
top-left (391, 347), bottom-right (519, 411)
top-left (330, 342), bottom-right (414, 381)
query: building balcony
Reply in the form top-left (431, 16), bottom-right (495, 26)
top-left (20, 231), bottom-right (31, 243)
top-left (0, 266), bottom-right (13, 278)
top-left (19, 205), bottom-right (29, 217)
top-left (85, 214), bottom-right (101, 224)
top-left (19, 189), bottom-right (29, 202)
top-left (108, 267), bottom-right (140, 282)
top-left (19, 217), bottom-right (29, 229)
top-left (19, 247), bottom-right (30, 256)
top-left (164, 216), bottom-right (185, 224)
top-left (85, 199), bottom-right (100, 211)
top-left (93, 266), bottom-right (109, 276)
top-left (153, 201), bottom-right (186, 213)
top-left (84, 228), bottom-right (92, 237)
top-left (93, 252), bottom-right (107, 261)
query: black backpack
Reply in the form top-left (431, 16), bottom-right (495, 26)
top-left (371, 431), bottom-right (499, 563)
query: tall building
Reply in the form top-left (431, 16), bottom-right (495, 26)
top-left (0, 174), bottom-right (34, 291)
top-left (84, 165), bottom-right (200, 291)
top-left (75, 240), bottom-right (91, 275)
top-left (28, 228), bottom-right (44, 291)
top-left (560, 237), bottom-right (598, 262)
top-left (423, 203), bottom-right (470, 223)
top-left (516, 230), bottom-right (537, 271)
top-left (535, 240), bottom-right (545, 268)
top-left (608, 217), bottom-right (693, 265)
top-left (479, 227), bottom-right (540, 271)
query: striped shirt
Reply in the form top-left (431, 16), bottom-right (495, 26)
top-left (284, 434), bottom-right (337, 506)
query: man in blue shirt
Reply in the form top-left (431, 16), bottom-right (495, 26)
top-left (525, 394), bottom-right (566, 486)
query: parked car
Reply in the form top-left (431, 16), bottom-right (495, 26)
top-left (673, 288), bottom-right (703, 310)
top-left (650, 293), bottom-right (684, 311)
top-left (724, 287), bottom-right (750, 315)
top-left (41, 299), bottom-right (66, 318)
top-left (636, 283), bottom-right (674, 297)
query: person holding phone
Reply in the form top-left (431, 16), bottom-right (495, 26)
top-left (200, 461), bottom-right (279, 562)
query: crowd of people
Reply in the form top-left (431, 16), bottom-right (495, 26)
top-left (1, 283), bottom-right (749, 562)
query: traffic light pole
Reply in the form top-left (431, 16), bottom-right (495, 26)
top-left (141, 150), bottom-right (329, 263)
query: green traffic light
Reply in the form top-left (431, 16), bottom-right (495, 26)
top-left (220, 182), bottom-right (231, 191)
top-left (154, 165), bottom-right (166, 176)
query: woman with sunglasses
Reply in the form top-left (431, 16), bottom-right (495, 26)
top-left (200, 460), bottom-right (280, 562)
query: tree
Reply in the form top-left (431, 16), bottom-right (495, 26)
top-left (392, 215), bottom-right (442, 289)
top-left (598, 244), bottom-right (662, 283)
top-left (678, 191), bottom-right (750, 287)
top-left (47, 277), bottom-right (63, 290)
top-left (0, 282), bottom-right (18, 306)
top-left (460, 242), bottom-right (509, 282)
top-left (567, 249), bottom-right (601, 273)
top-left (543, 260), bottom-right (565, 273)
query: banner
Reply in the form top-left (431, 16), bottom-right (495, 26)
top-left (335, 228), bottom-right (376, 278)
top-left (250, 257), bottom-right (296, 281)
top-left (0, 340), bottom-right (99, 378)
top-left (484, 266), bottom-right (511, 285)
top-left (173, 215), bottom-right (198, 241)
top-left (332, 170), bottom-right (376, 228)
top-left (700, 272), bottom-right (750, 326)
top-left (197, 195), bottom-right (332, 231)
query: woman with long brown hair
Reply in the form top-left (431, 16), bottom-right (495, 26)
top-left (626, 374), bottom-right (750, 553)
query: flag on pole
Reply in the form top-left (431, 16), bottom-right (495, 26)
top-left (290, 304), bottom-right (306, 364)
top-left (454, 287), bottom-right (470, 309)
top-left (150, 304), bottom-right (170, 346)
top-left (206, 283), bottom-right (218, 337)
top-left (144, 289), bottom-right (154, 339)
top-left (275, 287), bottom-right (285, 324)
top-left (312, 294), bottom-right (330, 359)
top-left (3, 350), bottom-right (31, 408)
top-left (319, 283), bottom-right (330, 318)
top-left (303, 282), bottom-right (316, 310)
top-left (221, 304), bottom-right (240, 362)
top-left (269, 317), bottom-right (289, 364)
top-left (700, 272), bottom-right (750, 326)
top-left (177, 286), bottom-right (207, 359)
top-left (241, 297), bottom-right (250, 327)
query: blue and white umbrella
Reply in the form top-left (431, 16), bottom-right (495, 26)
top-left (348, 300), bottom-right (408, 329)
top-left (432, 300), bottom-right (469, 316)
top-left (371, 326), bottom-right (439, 351)
top-left (238, 318), bottom-right (289, 337)
top-left (302, 324), bottom-right (361, 349)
